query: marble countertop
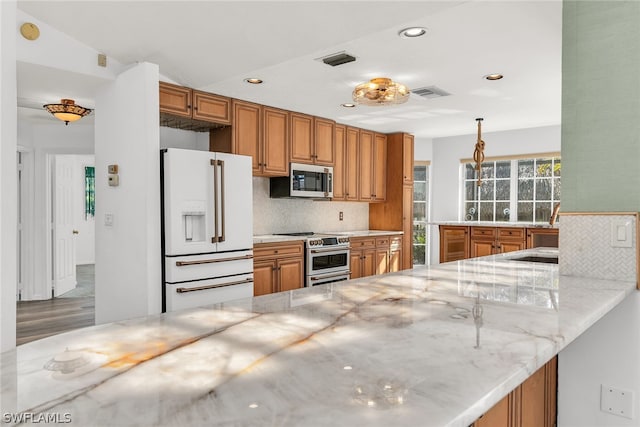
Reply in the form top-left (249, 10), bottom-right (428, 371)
top-left (1, 248), bottom-right (635, 426)
top-left (432, 221), bottom-right (559, 229)
top-left (253, 230), bottom-right (402, 244)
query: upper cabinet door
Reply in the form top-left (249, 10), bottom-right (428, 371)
top-left (345, 127), bottom-right (360, 201)
top-left (333, 124), bottom-right (346, 200)
top-left (290, 112), bottom-right (314, 163)
top-left (192, 91), bottom-right (231, 125)
top-left (359, 130), bottom-right (374, 201)
top-left (314, 117), bottom-right (335, 166)
top-left (232, 100), bottom-right (262, 174)
top-left (262, 107), bottom-right (289, 176)
top-left (373, 133), bottom-right (387, 202)
top-left (159, 82), bottom-right (192, 118)
top-left (403, 133), bottom-right (414, 185)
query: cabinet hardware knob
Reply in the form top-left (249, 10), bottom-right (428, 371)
top-left (274, 250), bottom-right (279, 253)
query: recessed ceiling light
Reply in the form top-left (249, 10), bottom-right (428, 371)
top-left (398, 27), bottom-right (427, 39)
top-left (341, 103), bottom-right (356, 108)
top-left (244, 78), bottom-right (263, 84)
top-left (484, 73), bottom-right (504, 81)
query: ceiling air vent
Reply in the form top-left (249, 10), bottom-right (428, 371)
top-left (318, 52), bottom-right (356, 67)
top-left (411, 85), bottom-right (451, 99)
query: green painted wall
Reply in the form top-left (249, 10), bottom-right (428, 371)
top-left (562, 1), bottom-right (640, 211)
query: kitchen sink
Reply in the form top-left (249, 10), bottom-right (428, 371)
top-left (508, 255), bottom-right (558, 264)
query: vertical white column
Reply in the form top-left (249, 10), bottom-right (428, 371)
top-left (94, 62), bottom-right (161, 324)
top-left (0, 1), bottom-right (18, 353)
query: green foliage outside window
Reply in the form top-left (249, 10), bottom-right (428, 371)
top-left (85, 166), bottom-right (95, 219)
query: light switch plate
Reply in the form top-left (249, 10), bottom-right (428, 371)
top-left (104, 213), bottom-right (114, 227)
top-left (611, 221), bottom-right (632, 248)
top-left (601, 384), bottom-right (634, 419)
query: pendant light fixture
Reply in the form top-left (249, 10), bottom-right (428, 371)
top-left (352, 77), bottom-right (410, 106)
top-left (473, 118), bottom-right (486, 186)
top-left (43, 99), bottom-right (93, 125)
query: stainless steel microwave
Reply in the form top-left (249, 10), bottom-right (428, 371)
top-left (270, 163), bottom-right (333, 199)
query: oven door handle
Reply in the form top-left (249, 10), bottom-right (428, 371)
top-left (310, 272), bottom-right (351, 281)
top-left (310, 247), bottom-right (350, 254)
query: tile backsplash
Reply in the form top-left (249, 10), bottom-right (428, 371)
top-left (252, 177), bottom-right (369, 235)
top-left (559, 214), bottom-right (637, 283)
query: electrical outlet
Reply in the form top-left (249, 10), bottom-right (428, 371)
top-left (339, 211), bottom-right (344, 221)
top-left (601, 385), bottom-right (634, 419)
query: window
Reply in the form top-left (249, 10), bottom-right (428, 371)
top-left (413, 162), bottom-right (429, 265)
top-left (462, 155), bottom-right (560, 223)
top-left (84, 166), bottom-right (95, 219)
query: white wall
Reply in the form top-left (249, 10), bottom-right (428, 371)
top-left (429, 125), bottom-right (560, 264)
top-left (0, 0), bottom-right (17, 352)
top-left (94, 62), bottom-right (161, 324)
top-left (414, 137), bottom-right (433, 162)
top-left (559, 292), bottom-right (640, 427)
top-left (73, 155), bottom-right (95, 265)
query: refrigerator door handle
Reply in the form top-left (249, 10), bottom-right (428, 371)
top-left (176, 277), bottom-right (253, 294)
top-left (219, 160), bottom-right (226, 242)
top-left (175, 254), bottom-right (254, 266)
top-left (211, 159), bottom-right (220, 243)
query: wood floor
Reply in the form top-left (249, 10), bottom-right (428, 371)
top-left (16, 297), bottom-right (95, 346)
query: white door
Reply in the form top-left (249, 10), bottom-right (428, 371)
top-left (53, 155), bottom-right (77, 296)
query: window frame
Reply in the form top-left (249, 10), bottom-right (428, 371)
top-left (413, 161), bottom-right (430, 265)
top-left (460, 152), bottom-right (560, 223)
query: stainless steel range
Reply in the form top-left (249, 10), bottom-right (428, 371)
top-left (276, 232), bottom-right (350, 286)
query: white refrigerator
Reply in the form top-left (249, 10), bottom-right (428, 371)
top-left (161, 148), bottom-right (254, 312)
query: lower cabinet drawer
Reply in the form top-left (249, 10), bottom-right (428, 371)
top-left (254, 242), bottom-right (304, 259)
top-left (498, 227), bottom-right (525, 240)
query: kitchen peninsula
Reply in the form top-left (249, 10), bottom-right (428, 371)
top-left (1, 248), bottom-right (635, 426)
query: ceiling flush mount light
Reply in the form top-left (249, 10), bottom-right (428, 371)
top-left (398, 27), bottom-right (427, 39)
top-left (484, 73), bottom-right (504, 81)
top-left (341, 103), bottom-right (356, 108)
top-left (20, 22), bottom-right (40, 41)
top-left (353, 77), bottom-right (410, 106)
top-left (43, 99), bottom-right (92, 125)
top-left (244, 78), bottom-right (263, 84)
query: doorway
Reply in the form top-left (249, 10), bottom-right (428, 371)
top-left (16, 153), bottom-right (96, 345)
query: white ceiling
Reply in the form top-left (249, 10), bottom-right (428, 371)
top-left (17, 0), bottom-right (562, 139)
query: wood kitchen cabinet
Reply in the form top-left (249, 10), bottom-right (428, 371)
top-left (210, 100), bottom-right (288, 177)
top-left (358, 130), bottom-right (374, 201)
top-left (389, 236), bottom-right (403, 273)
top-left (357, 131), bottom-right (387, 202)
top-left (402, 133), bottom-right (414, 185)
top-left (345, 126), bottom-right (360, 201)
top-left (350, 237), bottom-right (376, 279)
top-left (472, 356), bottom-right (557, 427)
top-left (439, 225), bottom-right (558, 263)
top-left (333, 124), bottom-right (346, 200)
top-left (350, 235), bottom-right (402, 278)
top-left (439, 225), bottom-right (470, 263)
top-left (526, 228), bottom-right (559, 248)
top-left (290, 114), bottom-right (335, 166)
top-left (369, 132), bottom-right (415, 270)
top-left (375, 236), bottom-right (390, 275)
top-left (253, 241), bottom-right (304, 296)
top-left (159, 81), bottom-right (231, 125)
top-left (470, 227), bottom-right (526, 258)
